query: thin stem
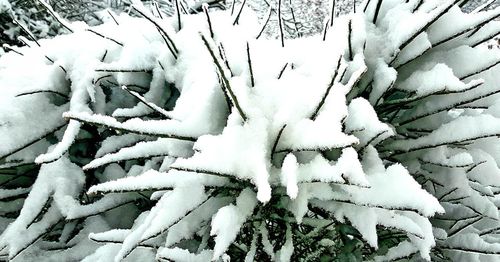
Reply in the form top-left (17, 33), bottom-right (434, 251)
top-left (0, 123), bottom-right (67, 161)
top-left (121, 85), bottom-right (173, 119)
top-left (107, 9), bottom-right (119, 25)
top-left (86, 29), bottom-right (123, 46)
top-left (200, 34), bottom-right (248, 121)
top-left (176, 0), bottom-right (182, 31)
top-left (348, 19), bottom-right (353, 61)
top-left (132, 5), bottom-right (178, 58)
top-left (271, 124), bottom-right (287, 162)
top-left (233, 0), bottom-right (247, 25)
top-left (278, 0), bottom-right (285, 47)
top-left (203, 4), bottom-right (214, 38)
top-left (256, 7), bottom-right (273, 39)
top-left (64, 113), bottom-right (196, 141)
top-left (246, 42), bottom-right (255, 87)
top-left (310, 56), bottom-right (342, 120)
top-left (277, 63), bottom-right (288, 79)
top-left (372, 0), bottom-right (383, 24)
top-left (16, 90), bottom-right (69, 100)
top-left (330, 0), bottom-right (336, 27)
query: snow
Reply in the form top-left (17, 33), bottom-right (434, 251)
top-left (165, 196), bottom-right (232, 246)
top-left (391, 115), bottom-right (500, 153)
top-left (398, 63), bottom-right (484, 97)
top-left (95, 134), bottom-right (149, 158)
top-left (88, 169), bottom-right (229, 195)
top-left (0, 188), bottom-right (30, 200)
top-left (345, 97), bottom-right (394, 149)
top-left (0, 157), bottom-right (84, 259)
top-left (114, 184), bottom-right (207, 261)
top-left (280, 153), bottom-right (299, 199)
top-left (1, 0), bottom-right (500, 261)
top-left (84, 138), bottom-right (193, 170)
top-left (34, 120), bottom-right (81, 164)
top-left (211, 188), bottom-right (257, 260)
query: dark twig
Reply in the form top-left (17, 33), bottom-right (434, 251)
top-left (86, 29), bottom-right (123, 46)
top-left (372, 0), bottom-right (383, 24)
top-left (203, 4), bottom-right (214, 38)
top-left (271, 125), bottom-right (287, 162)
top-left (64, 114), bottom-right (196, 141)
top-left (107, 9), bottom-right (119, 25)
top-left (278, 0), bottom-right (285, 47)
top-left (348, 19), bottom-right (353, 61)
top-left (310, 56), bottom-right (342, 120)
top-left (121, 85), bottom-right (173, 119)
top-left (233, 0), bottom-right (247, 25)
top-left (200, 34), bottom-right (248, 121)
top-left (247, 42), bottom-right (255, 87)
top-left (460, 59), bottom-right (500, 80)
top-left (132, 6), bottom-right (178, 58)
top-left (330, 0), bottom-right (336, 27)
top-left (278, 63), bottom-right (288, 79)
top-left (257, 7), bottom-right (273, 39)
top-left (176, 0), bottom-right (182, 31)
top-left (0, 123), bottom-right (67, 161)
top-left (16, 90), bottom-right (69, 100)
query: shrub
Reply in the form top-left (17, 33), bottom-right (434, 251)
top-left (0, 0), bottom-right (500, 261)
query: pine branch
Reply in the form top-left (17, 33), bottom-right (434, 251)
top-left (460, 58), bottom-right (500, 80)
top-left (441, 246), bottom-right (500, 255)
top-left (378, 81), bottom-right (483, 113)
top-left (9, 218), bottom-right (64, 260)
top-left (121, 85), bottom-right (174, 119)
top-left (447, 216), bottom-right (482, 238)
top-left (310, 56), bottom-right (342, 120)
top-left (390, 132), bottom-right (500, 157)
top-left (139, 192), bottom-right (220, 244)
top-left (169, 166), bottom-right (236, 180)
top-left (247, 42), bottom-right (255, 87)
top-left (396, 87), bottom-right (500, 126)
top-left (200, 33), bottom-right (248, 121)
top-left (271, 124), bottom-right (287, 163)
top-left (0, 123), bottom-right (67, 161)
top-left (202, 4), bottom-right (214, 38)
top-left (389, 0), bottom-right (460, 65)
top-left (63, 113), bottom-right (197, 141)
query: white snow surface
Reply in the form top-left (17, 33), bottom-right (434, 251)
top-left (1, 1), bottom-right (500, 261)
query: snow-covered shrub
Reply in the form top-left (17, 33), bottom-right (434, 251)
top-left (1, 0), bottom-right (500, 261)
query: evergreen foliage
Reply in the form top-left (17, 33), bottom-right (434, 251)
top-left (0, 0), bottom-right (499, 261)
